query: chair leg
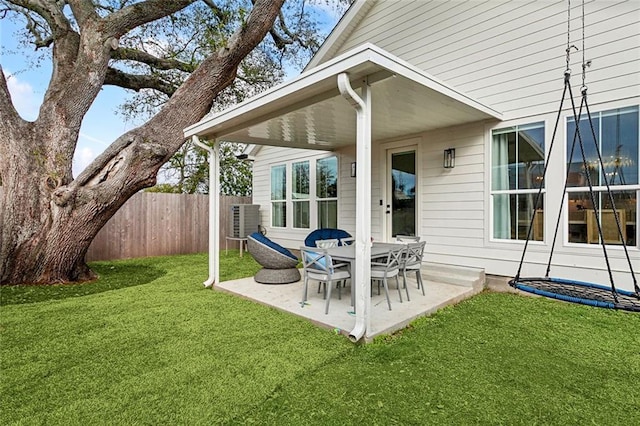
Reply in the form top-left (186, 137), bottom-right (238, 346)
top-left (417, 271), bottom-right (425, 296)
top-left (402, 274), bottom-right (410, 302)
top-left (382, 277), bottom-right (392, 311)
top-left (325, 280), bottom-right (333, 314)
top-left (301, 276), bottom-right (309, 305)
top-left (395, 275), bottom-right (403, 303)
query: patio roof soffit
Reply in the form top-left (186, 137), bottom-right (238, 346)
top-left (183, 43), bottom-right (503, 150)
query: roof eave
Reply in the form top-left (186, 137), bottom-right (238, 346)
top-left (184, 44), bottom-right (503, 141)
top-left (304, 0), bottom-right (376, 71)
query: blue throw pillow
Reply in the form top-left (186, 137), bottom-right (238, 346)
top-left (249, 233), bottom-right (298, 260)
top-left (302, 250), bottom-right (330, 272)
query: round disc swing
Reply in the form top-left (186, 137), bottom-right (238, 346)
top-left (508, 0), bottom-right (640, 312)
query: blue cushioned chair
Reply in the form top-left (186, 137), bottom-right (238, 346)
top-left (304, 228), bottom-right (352, 248)
top-left (247, 232), bottom-right (300, 284)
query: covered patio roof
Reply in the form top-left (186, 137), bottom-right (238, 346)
top-left (184, 43), bottom-right (502, 146)
top-left (186, 43), bottom-right (502, 342)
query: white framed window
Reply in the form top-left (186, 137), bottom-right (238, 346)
top-left (491, 122), bottom-right (546, 241)
top-left (292, 160), bottom-right (310, 229)
top-left (269, 155), bottom-right (339, 229)
top-left (270, 164), bottom-right (286, 228)
top-left (566, 106), bottom-right (638, 247)
top-left (316, 156), bottom-right (338, 229)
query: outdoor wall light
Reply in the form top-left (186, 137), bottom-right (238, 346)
top-left (235, 153), bottom-right (254, 162)
top-left (443, 148), bottom-right (455, 169)
top-left (351, 162), bottom-right (357, 177)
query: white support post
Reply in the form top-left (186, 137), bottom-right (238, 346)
top-left (192, 136), bottom-right (220, 288)
top-left (338, 73), bottom-right (372, 342)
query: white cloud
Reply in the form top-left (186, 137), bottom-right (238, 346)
top-left (3, 70), bottom-right (42, 121)
top-left (79, 132), bottom-right (109, 146)
top-left (73, 146), bottom-right (97, 177)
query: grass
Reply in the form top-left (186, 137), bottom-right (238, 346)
top-left (1, 252), bottom-right (639, 425)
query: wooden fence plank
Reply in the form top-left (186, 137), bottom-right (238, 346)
top-left (0, 187), bottom-right (252, 262)
top-left (85, 193), bottom-right (252, 261)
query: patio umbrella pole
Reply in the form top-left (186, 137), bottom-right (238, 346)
top-left (338, 73), bottom-right (372, 342)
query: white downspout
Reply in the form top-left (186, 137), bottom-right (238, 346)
top-left (192, 135), bottom-right (220, 288)
top-left (338, 73), bottom-right (372, 343)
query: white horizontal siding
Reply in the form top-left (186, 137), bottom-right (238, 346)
top-left (336, 146), bottom-right (357, 237)
top-left (413, 122), bottom-right (487, 254)
top-left (333, 0), bottom-right (640, 119)
top-left (248, 1), bottom-right (639, 282)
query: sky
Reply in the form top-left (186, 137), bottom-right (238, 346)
top-left (0, 2), bottom-right (345, 177)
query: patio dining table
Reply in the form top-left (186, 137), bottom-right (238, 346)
top-left (325, 242), bottom-right (405, 309)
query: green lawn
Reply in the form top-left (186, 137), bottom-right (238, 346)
top-left (1, 252), bottom-right (638, 425)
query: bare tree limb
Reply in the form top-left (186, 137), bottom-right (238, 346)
top-left (111, 47), bottom-right (196, 73)
top-left (199, 0), bottom-right (227, 22)
top-left (66, 0), bottom-right (99, 29)
top-left (275, 9), bottom-right (313, 49)
top-left (104, 0), bottom-right (196, 37)
top-left (0, 65), bottom-right (26, 137)
top-left (5, 0), bottom-right (73, 39)
top-left (141, 0), bottom-right (285, 147)
top-left (264, 5), bottom-right (315, 51)
top-left (24, 12), bottom-right (54, 48)
top-left (104, 67), bottom-right (177, 97)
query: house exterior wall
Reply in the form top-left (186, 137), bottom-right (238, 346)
top-left (332, 0), bottom-right (639, 119)
top-left (251, 0), bottom-right (639, 290)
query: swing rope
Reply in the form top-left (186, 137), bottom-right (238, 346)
top-left (514, 0), bottom-right (575, 282)
top-left (512, 0), bottom-right (639, 305)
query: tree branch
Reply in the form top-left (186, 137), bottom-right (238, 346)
top-left (6, 0), bottom-right (73, 40)
top-left (24, 11), bottom-right (54, 48)
top-left (0, 65), bottom-right (26, 136)
top-left (199, 0), bottom-right (228, 22)
top-left (275, 9), bottom-right (313, 49)
top-left (104, 0), bottom-right (196, 37)
top-left (111, 47), bottom-right (196, 73)
top-left (104, 67), bottom-right (177, 97)
top-left (66, 0), bottom-right (99, 29)
top-left (139, 0), bottom-right (285, 149)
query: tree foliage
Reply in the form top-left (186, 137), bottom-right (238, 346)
top-left (149, 141), bottom-right (252, 196)
top-left (101, 1), bottom-right (347, 197)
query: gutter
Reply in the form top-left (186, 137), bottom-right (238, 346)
top-left (192, 136), bottom-right (219, 288)
top-left (338, 73), bottom-right (371, 343)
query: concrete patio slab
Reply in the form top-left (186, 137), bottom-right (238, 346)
top-left (215, 271), bottom-right (483, 342)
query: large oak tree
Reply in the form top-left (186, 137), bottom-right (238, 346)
top-left (0, 0), bottom-right (323, 285)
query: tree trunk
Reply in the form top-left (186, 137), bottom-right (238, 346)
top-left (0, 0), bottom-right (284, 285)
top-left (0, 129), bottom-right (160, 285)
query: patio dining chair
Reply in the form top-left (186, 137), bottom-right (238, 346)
top-left (316, 238), bottom-right (347, 295)
top-left (370, 245), bottom-right (407, 310)
top-left (316, 239), bottom-right (339, 248)
top-left (396, 235), bottom-right (420, 243)
top-left (400, 241), bottom-right (426, 296)
top-left (339, 237), bottom-right (355, 245)
top-left (300, 247), bottom-right (352, 314)
top-left (304, 228), bottom-right (352, 247)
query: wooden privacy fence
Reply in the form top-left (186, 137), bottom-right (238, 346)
top-left (86, 193), bottom-right (252, 261)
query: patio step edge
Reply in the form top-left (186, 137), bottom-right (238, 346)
top-left (421, 262), bottom-right (485, 289)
